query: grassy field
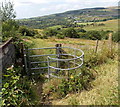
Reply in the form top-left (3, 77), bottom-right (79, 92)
top-left (35, 19), bottom-right (118, 33)
top-left (83, 19), bottom-right (118, 32)
top-left (25, 37), bottom-right (118, 105)
top-left (52, 59), bottom-right (118, 105)
top-left (48, 25), bottom-right (62, 29)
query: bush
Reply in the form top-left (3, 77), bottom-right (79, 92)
top-left (56, 34), bottom-right (65, 39)
top-left (43, 28), bottom-right (57, 37)
top-left (76, 28), bottom-right (86, 33)
top-left (112, 31), bottom-right (120, 42)
top-left (2, 20), bottom-right (19, 41)
top-left (86, 30), bottom-right (102, 40)
top-left (2, 66), bottom-right (37, 106)
top-left (78, 32), bottom-right (87, 39)
top-left (99, 30), bottom-right (113, 40)
top-left (57, 70), bottom-right (93, 97)
top-left (34, 34), bottom-right (48, 39)
top-left (84, 44), bottom-right (116, 68)
top-left (63, 27), bottom-right (79, 38)
top-left (43, 66), bottom-right (94, 99)
top-left (19, 26), bottom-right (36, 36)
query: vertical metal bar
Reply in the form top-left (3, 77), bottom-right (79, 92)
top-left (82, 54), bottom-right (84, 64)
top-left (67, 60), bottom-right (70, 80)
top-left (74, 49), bottom-right (77, 75)
top-left (47, 57), bottom-right (50, 79)
top-left (74, 49), bottom-right (76, 67)
top-left (56, 47), bottom-right (59, 72)
top-left (24, 49), bottom-right (28, 74)
top-left (56, 44), bottom-right (62, 73)
top-left (26, 48), bottom-right (31, 75)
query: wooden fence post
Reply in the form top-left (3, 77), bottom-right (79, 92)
top-left (108, 33), bottom-right (113, 53)
top-left (56, 44), bottom-right (62, 73)
top-left (95, 39), bottom-right (99, 53)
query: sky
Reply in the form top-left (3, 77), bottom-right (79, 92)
top-left (0, 0), bottom-right (119, 19)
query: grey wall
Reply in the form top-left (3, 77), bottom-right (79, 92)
top-left (0, 38), bottom-right (15, 72)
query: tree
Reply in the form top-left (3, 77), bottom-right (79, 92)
top-left (1, 1), bottom-right (18, 41)
top-left (2, 20), bottom-right (19, 40)
top-left (86, 30), bottom-right (101, 40)
top-left (1, 1), bottom-right (16, 22)
top-left (63, 28), bottom-right (79, 38)
top-left (18, 26), bottom-right (36, 36)
top-left (43, 28), bottom-right (57, 37)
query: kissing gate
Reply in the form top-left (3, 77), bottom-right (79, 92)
top-left (24, 44), bottom-right (84, 79)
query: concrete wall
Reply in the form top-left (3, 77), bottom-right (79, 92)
top-left (0, 38), bottom-right (15, 72)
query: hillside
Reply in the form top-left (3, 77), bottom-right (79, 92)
top-left (84, 19), bottom-right (118, 31)
top-left (18, 6), bottom-right (119, 29)
top-left (22, 37), bottom-right (118, 105)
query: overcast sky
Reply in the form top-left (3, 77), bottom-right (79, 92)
top-left (1, 0), bottom-right (119, 19)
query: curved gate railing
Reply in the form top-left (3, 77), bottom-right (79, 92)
top-left (24, 45), bottom-right (84, 79)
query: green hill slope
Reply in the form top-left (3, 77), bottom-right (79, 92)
top-left (18, 6), bottom-right (119, 29)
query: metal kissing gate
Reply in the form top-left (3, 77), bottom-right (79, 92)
top-left (24, 44), bottom-right (84, 79)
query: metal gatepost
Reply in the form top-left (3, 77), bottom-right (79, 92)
top-left (24, 44), bottom-right (84, 79)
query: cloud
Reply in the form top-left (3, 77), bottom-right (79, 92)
top-left (11, 0), bottom-right (119, 19)
top-left (13, 0), bottom-right (63, 6)
top-left (65, 0), bottom-right (80, 3)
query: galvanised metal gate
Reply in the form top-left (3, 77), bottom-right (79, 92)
top-left (24, 44), bottom-right (84, 79)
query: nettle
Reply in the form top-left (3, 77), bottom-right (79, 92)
top-left (2, 66), bottom-right (23, 106)
top-left (47, 67), bottom-right (94, 98)
top-left (2, 65), bottom-right (36, 106)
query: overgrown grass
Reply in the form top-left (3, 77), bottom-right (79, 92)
top-left (52, 58), bottom-right (118, 105)
top-left (22, 37), bottom-right (118, 105)
top-left (42, 44), bottom-right (117, 101)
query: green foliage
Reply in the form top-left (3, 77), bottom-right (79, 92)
top-left (42, 44), bottom-right (117, 100)
top-left (2, 20), bottom-right (19, 41)
top-left (43, 66), bottom-right (94, 99)
top-left (18, 7), bottom-right (118, 29)
top-left (99, 30), bottom-right (111, 40)
top-left (86, 30), bottom-right (101, 40)
top-left (43, 28), bottom-right (57, 37)
top-left (84, 46), bottom-right (116, 68)
top-left (1, 1), bottom-right (19, 42)
top-left (2, 66), bottom-right (37, 106)
top-left (18, 26), bottom-right (36, 36)
top-left (112, 31), bottom-right (120, 42)
top-left (34, 34), bottom-right (48, 39)
top-left (63, 27), bottom-right (79, 38)
top-left (78, 30), bottom-right (111, 40)
top-left (56, 33), bottom-right (65, 39)
top-left (76, 28), bottom-right (86, 33)
top-left (1, 1), bottom-right (16, 22)
top-left (57, 69), bottom-right (93, 97)
top-left (78, 32), bottom-right (87, 38)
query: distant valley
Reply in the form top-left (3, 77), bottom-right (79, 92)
top-left (18, 6), bottom-right (119, 29)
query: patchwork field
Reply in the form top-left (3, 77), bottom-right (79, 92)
top-left (84, 19), bottom-right (118, 32)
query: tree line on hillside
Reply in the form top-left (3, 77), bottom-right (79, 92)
top-left (18, 18), bottom-right (113, 29)
top-left (18, 6), bottom-right (119, 29)
top-left (1, 1), bottom-right (119, 43)
top-left (31, 26), bottom-right (119, 42)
